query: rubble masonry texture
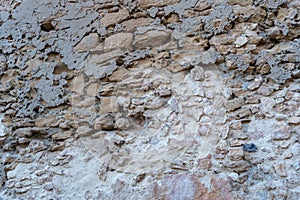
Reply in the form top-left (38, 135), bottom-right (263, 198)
top-left (0, 0), bottom-right (300, 199)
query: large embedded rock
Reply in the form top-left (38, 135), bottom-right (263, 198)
top-left (225, 97), bottom-right (244, 111)
top-left (137, 0), bottom-right (180, 9)
top-left (121, 18), bottom-right (153, 31)
top-left (100, 10), bottom-right (129, 27)
top-left (74, 33), bottom-right (100, 53)
top-left (94, 114), bottom-right (115, 130)
top-left (104, 33), bottom-right (133, 51)
top-left (133, 30), bottom-right (171, 49)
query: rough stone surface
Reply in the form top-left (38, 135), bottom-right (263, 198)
top-left (133, 30), bottom-right (171, 49)
top-left (0, 0), bottom-right (300, 199)
top-left (100, 9), bottom-right (129, 27)
top-left (104, 33), bottom-right (133, 51)
top-left (74, 33), bottom-right (100, 53)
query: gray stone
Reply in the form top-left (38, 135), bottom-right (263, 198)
top-left (190, 66), bottom-right (205, 81)
top-left (225, 97), bottom-right (244, 111)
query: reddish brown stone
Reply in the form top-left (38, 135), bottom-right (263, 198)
top-left (198, 154), bottom-right (212, 169)
top-left (158, 173), bottom-right (208, 199)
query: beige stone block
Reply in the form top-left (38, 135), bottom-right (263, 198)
top-left (133, 30), bottom-right (171, 49)
top-left (108, 68), bottom-right (130, 82)
top-left (121, 18), bottom-right (153, 31)
top-left (94, 114), bottom-right (115, 130)
top-left (86, 50), bottom-right (123, 66)
top-left (74, 33), bottom-right (100, 53)
top-left (76, 126), bottom-right (94, 137)
top-left (104, 33), bottom-right (133, 51)
top-left (69, 75), bottom-right (85, 94)
top-left (228, 147), bottom-right (244, 161)
top-left (77, 97), bottom-right (95, 108)
top-left (225, 97), bottom-right (244, 112)
top-left (35, 115), bottom-right (59, 127)
top-left (137, 0), bottom-right (179, 9)
top-left (99, 97), bottom-right (119, 114)
top-left (52, 130), bottom-right (74, 140)
top-left (100, 9), bottom-right (129, 27)
top-left (86, 83), bottom-right (99, 96)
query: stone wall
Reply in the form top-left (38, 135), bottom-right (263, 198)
top-left (0, 0), bottom-right (300, 199)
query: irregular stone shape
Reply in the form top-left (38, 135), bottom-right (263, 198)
top-left (121, 18), bottom-right (153, 31)
top-left (232, 108), bottom-right (251, 119)
top-left (84, 50), bottom-right (123, 78)
top-left (74, 33), bottom-right (100, 53)
top-left (198, 124), bottom-right (210, 136)
top-left (210, 34), bottom-right (235, 46)
top-left (198, 155), bottom-right (211, 169)
top-left (292, 70), bottom-right (300, 78)
top-left (182, 36), bottom-right (209, 51)
top-left (193, 51), bottom-right (222, 65)
top-left (190, 66), bottom-right (205, 81)
top-left (228, 0), bottom-right (253, 6)
top-left (137, 0), bottom-right (180, 9)
top-left (157, 173), bottom-right (208, 199)
top-left (98, 84), bottom-right (115, 96)
top-left (104, 33), bottom-right (133, 51)
top-left (115, 118), bottom-right (131, 130)
top-left (13, 127), bottom-right (49, 138)
top-left (247, 77), bottom-right (262, 90)
top-left (100, 9), bottom-right (129, 27)
top-left (76, 126), bottom-right (93, 137)
top-left (133, 30), bottom-right (171, 49)
top-left (167, 63), bottom-right (192, 73)
top-left (34, 115), bottom-right (59, 127)
top-left (144, 98), bottom-right (165, 110)
top-left (288, 117), bottom-right (300, 124)
top-left (87, 50), bottom-right (124, 66)
top-left (272, 122), bottom-right (292, 140)
top-left (94, 114), bottom-right (115, 130)
top-left (228, 147), bottom-right (244, 161)
top-left (170, 159), bottom-right (192, 170)
top-left (206, 177), bottom-right (233, 200)
top-left (51, 130), bottom-right (74, 140)
top-left (77, 97), bottom-right (96, 108)
top-left (49, 142), bottom-right (65, 152)
top-left (243, 143), bottom-right (258, 152)
top-left (257, 86), bottom-right (273, 96)
top-left (230, 160), bottom-right (252, 173)
top-left (274, 163), bottom-right (287, 177)
top-left (213, 145), bottom-right (227, 159)
top-left (158, 88), bottom-right (172, 97)
top-left (235, 36), bottom-right (248, 48)
top-left (225, 97), bottom-right (244, 111)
